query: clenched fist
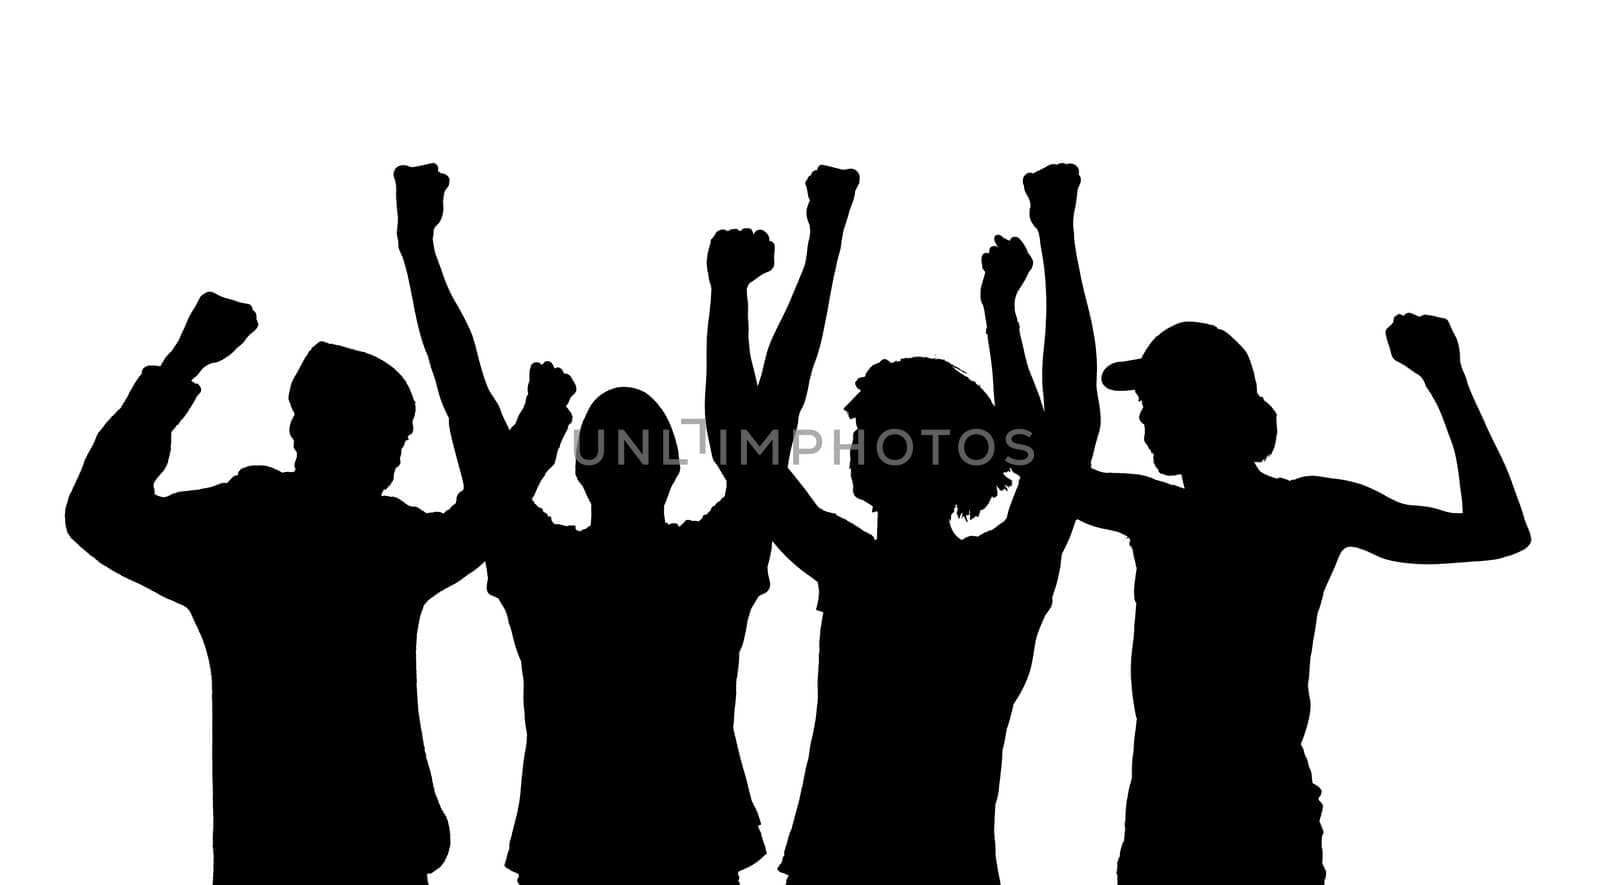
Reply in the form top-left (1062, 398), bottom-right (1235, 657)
top-left (162, 292), bottom-right (258, 380)
top-left (1387, 313), bottom-right (1461, 380)
top-left (525, 360), bottom-right (577, 412)
top-left (980, 236), bottom-right (1033, 309)
top-left (1023, 163), bottom-right (1080, 232)
top-left (805, 165), bottom-right (860, 229)
top-left (707, 228), bottom-right (775, 289)
top-left (395, 163), bottom-right (450, 236)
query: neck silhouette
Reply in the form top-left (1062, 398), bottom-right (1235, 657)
top-left (876, 505), bottom-right (958, 549)
top-left (1179, 461), bottom-right (1265, 494)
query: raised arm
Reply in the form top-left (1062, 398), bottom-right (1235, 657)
top-left (756, 165), bottom-right (858, 447)
top-left (65, 293), bottom-right (257, 597)
top-left (1308, 314), bottom-right (1530, 563)
top-left (1027, 163), bottom-right (1099, 463)
top-left (394, 164), bottom-right (520, 496)
top-left (705, 227), bottom-right (775, 477)
top-left (980, 235), bottom-right (1044, 432)
top-left (990, 164), bottom-right (1099, 546)
top-left (509, 360), bottom-right (576, 498)
top-left (702, 183), bottom-right (871, 581)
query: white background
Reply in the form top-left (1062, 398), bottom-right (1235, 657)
top-left (2, 2), bottom-right (1595, 882)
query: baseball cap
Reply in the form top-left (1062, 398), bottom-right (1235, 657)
top-left (1102, 322), bottom-right (1258, 397)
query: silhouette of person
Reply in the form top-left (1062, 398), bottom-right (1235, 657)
top-left (65, 293), bottom-right (488, 884)
top-left (1083, 315), bottom-right (1531, 882)
top-left (709, 163), bottom-right (1097, 884)
top-left (391, 163), bottom-right (861, 883)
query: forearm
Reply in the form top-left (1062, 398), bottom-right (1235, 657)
top-left (398, 233), bottom-right (493, 403)
top-left (510, 404), bottom-right (572, 498)
top-left (397, 231), bottom-right (509, 485)
top-left (983, 301), bottom-right (1044, 426)
top-left (1037, 223), bottom-right (1100, 459)
top-left (67, 366), bottom-right (197, 546)
top-left (1424, 365), bottom-right (1529, 548)
top-left (758, 221), bottom-right (845, 432)
top-left (706, 281), bottom-right (759, 428)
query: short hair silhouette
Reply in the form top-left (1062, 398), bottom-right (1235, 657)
top-left (392, 160), bottom-right (784, 880)
top-left (290, 341), bottom-right (416, 429)
top-left (1104, 322), bottom-right (1277, 471)
top-left (575, 385), bottom-right (682, 508)
top-left (844, 356), bottom-right (1012, 519)
top-left (65, 296), bottom-right (483, 881)
top-left (287, 342), bottom-right (416, 492)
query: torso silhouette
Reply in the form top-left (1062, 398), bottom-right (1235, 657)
top-left (1118, 471), bottom-right (1339, 880)
top-left (67, 368), bottom-right (481, 882)
top-left (488, 496), bottom-right (771, 876)
top-left (781, 525), bottom-right (1060, 883)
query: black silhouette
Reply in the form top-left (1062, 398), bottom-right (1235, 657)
top-left (1085, 315), bottom-right (1530, 882)
top-left (65, 294), bottom-right (485, 884)
top-left (394, 163), bottom-right (839, 882)
top-left (709, 164), bottom-right (1096, 883)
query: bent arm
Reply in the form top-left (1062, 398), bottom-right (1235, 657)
top-left (66, 366), bottom-right (216, 598)
top-left (67, 293), bottom-right (255, 597)
top-left (1322, 315), bottom-right (1531, 563)
top-left (1423, 361), bottom-right (1529, 555)
top-left (1317, 375), bottom-right (1527, 563)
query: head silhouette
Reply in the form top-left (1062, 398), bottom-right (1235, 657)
top-left (288, 342), bottom-right (416, 494)
top-left (844, 357), bottom-right (1012, 520)
top-left (1103, 322), bottom-right (1277, 476)
top-left (575, 387), bottom-right (681, 521)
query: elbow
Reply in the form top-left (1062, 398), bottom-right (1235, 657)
top-left (1472, 519), bottom-right (1531, 561)
top-left (64, 476), bottom-right (117, 556)
top-left (64, 490), bottom-right (96, 551)
top-left (1501, 521), bottom-right (1532, 557)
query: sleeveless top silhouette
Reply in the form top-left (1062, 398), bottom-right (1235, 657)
top-left (487, 496), bottom-right (771, 875)
top-left (780, 525), bottom-right (1062, 883)
top-left (66, 367), bottom-right (483, 881)
top-left (1118, 472), bottom-right (1335, 882)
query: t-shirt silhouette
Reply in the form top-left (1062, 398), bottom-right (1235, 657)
top-left (487, 495), bottom-right (772, 876)
top-left (1117, 472), bottom-right (1335, 881)
top-left (66, 367), bottom-right (484, 882)
top-left (780, 524), bottom-right (1061, 884)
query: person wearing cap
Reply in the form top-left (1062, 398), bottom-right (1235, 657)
top-left (1084, 315), bottom-right (1530, 881)
top-left (65, 293), bottom-right (488, 883)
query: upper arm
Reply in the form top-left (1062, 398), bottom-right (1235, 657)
top-left (66, 482), bottom-right (234, 606)
top-left (1297, 476), bottom-right (1521, 565)
top-left (1075, 469), bottom-right (1176, 538)
top-left (390, 491), bottom-right (495, 597)
top-left (990, 444), bottom-right (1079, 553)
top-left (758, 467), bottom-right (872, 585)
